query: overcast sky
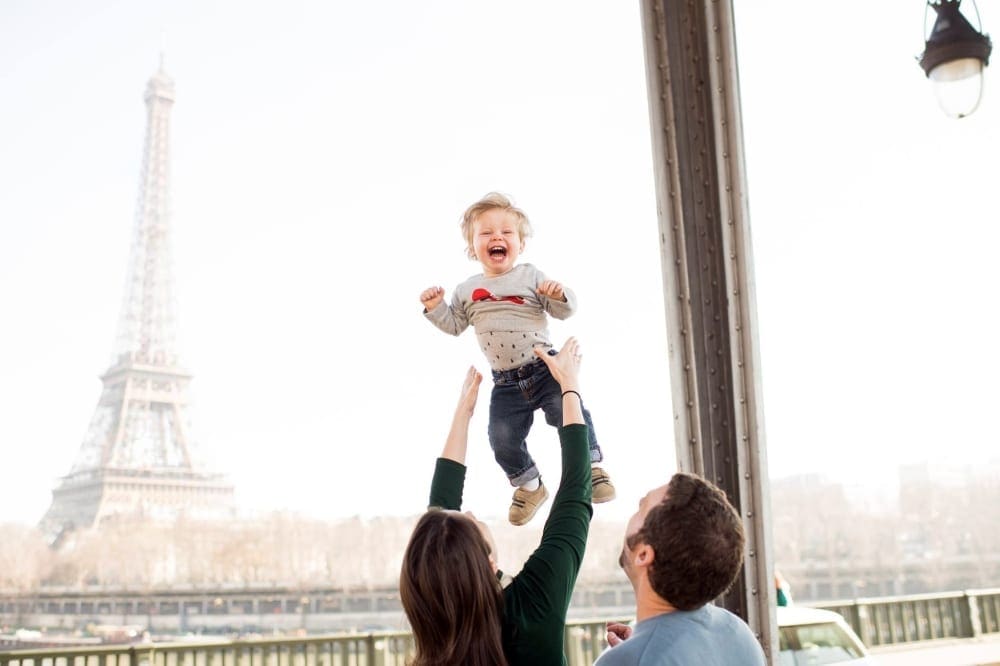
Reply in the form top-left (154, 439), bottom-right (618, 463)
top-left (1, 1), bottom-right (998, 527)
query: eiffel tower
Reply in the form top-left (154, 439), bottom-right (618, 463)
top-left (40, 63), bottom-right (234, 542)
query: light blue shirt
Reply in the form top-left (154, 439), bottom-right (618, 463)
top-left (594, 605), bottom-right (766, 666)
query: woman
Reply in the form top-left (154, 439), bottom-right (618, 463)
top-left (400, 338), bottom-right (593, 666)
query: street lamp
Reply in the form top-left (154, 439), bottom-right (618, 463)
top-left (919, 0), bottom-right (992, 118)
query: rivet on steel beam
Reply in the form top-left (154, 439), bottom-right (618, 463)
top-left (737, 360), bottom-right (743, 367)
top-left (742, 435), bottom-right (748, 442)
top-left (739, 397), bottom-right (745, 404)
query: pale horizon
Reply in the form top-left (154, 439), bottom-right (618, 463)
top-left (2, 2), bottom-right (999, 527)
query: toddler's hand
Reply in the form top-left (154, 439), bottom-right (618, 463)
top-left (420, 286), bottom-right (444, 311)
top-left (537, 280), bottom-right (566, 302)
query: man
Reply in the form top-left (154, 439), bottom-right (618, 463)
top-left (594, 472), bottom-right (766, 665)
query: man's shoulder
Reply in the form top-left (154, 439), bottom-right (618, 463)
top-left (596, 608), bottom-right (764, 665)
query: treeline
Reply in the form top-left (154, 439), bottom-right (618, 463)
top-left (0, 513), bottom-right (628, 591)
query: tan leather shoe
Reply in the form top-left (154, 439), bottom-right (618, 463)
top-left (509, 481), bottom-right (550, 526)
top-left (591, 466), bottom-right (616, 503)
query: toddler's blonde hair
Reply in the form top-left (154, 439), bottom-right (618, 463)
top-left (460, 192), bottom-right (533, 260)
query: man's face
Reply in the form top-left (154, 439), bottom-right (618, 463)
top-left (619, 483), bottom-right (669, 576)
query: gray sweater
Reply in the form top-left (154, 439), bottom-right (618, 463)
top-left (425, 263), bottom-right (577, 371)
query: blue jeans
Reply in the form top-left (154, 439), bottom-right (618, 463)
top-left (489, 349), bottom-right (603, 487)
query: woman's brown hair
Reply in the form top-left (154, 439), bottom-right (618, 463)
top-left (400, 510), bottom-right (508, 666)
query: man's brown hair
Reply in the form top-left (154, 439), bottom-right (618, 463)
top-left (630, 472), bottom-right (745, 610)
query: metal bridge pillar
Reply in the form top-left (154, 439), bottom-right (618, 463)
top-left (639, 0), bottom-right (777, 659)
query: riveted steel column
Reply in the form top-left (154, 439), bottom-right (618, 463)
top-left (639, 0), bottom-right (776, 659)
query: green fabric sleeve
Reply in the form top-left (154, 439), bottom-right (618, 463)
top-left (427, 457), bottom-right (466, 510)
top-left (502, 423), bottom-right (593, 665)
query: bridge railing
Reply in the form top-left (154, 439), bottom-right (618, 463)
top-left (0, 633), bottom-right (416, 666)
top-left (3, 589), bottom-right (1000, 666)
top-left (816, 587), bottom-right (1000, 647)
top-left (0, 619), bottom-right (626, 666)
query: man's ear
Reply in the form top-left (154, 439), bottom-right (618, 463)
top-left (634, 542), bottom-right (655, 568)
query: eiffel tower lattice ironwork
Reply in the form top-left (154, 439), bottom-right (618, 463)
top-left (40, 64), bottom-right (234, 541)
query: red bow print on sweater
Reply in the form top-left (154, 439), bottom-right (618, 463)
top-left (472, 288), bottom-right (525, 305)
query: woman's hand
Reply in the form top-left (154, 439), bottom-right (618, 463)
top-left (455, 366), bottom-right (483, 420)
top-left (535, 337), bottom-right (584, 426)
top-left (534, 336), bottom-right (582, 392)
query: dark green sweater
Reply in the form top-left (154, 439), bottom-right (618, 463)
top-left (428, 423), bottom-right (593, 666)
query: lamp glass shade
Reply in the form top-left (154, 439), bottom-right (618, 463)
top-left (930, 60), bottom-right (986, 117)
top-left (930, 56), bottom-right (984, 82)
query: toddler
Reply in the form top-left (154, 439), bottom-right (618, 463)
top-left (419, 192), bottom-right (615, 525)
